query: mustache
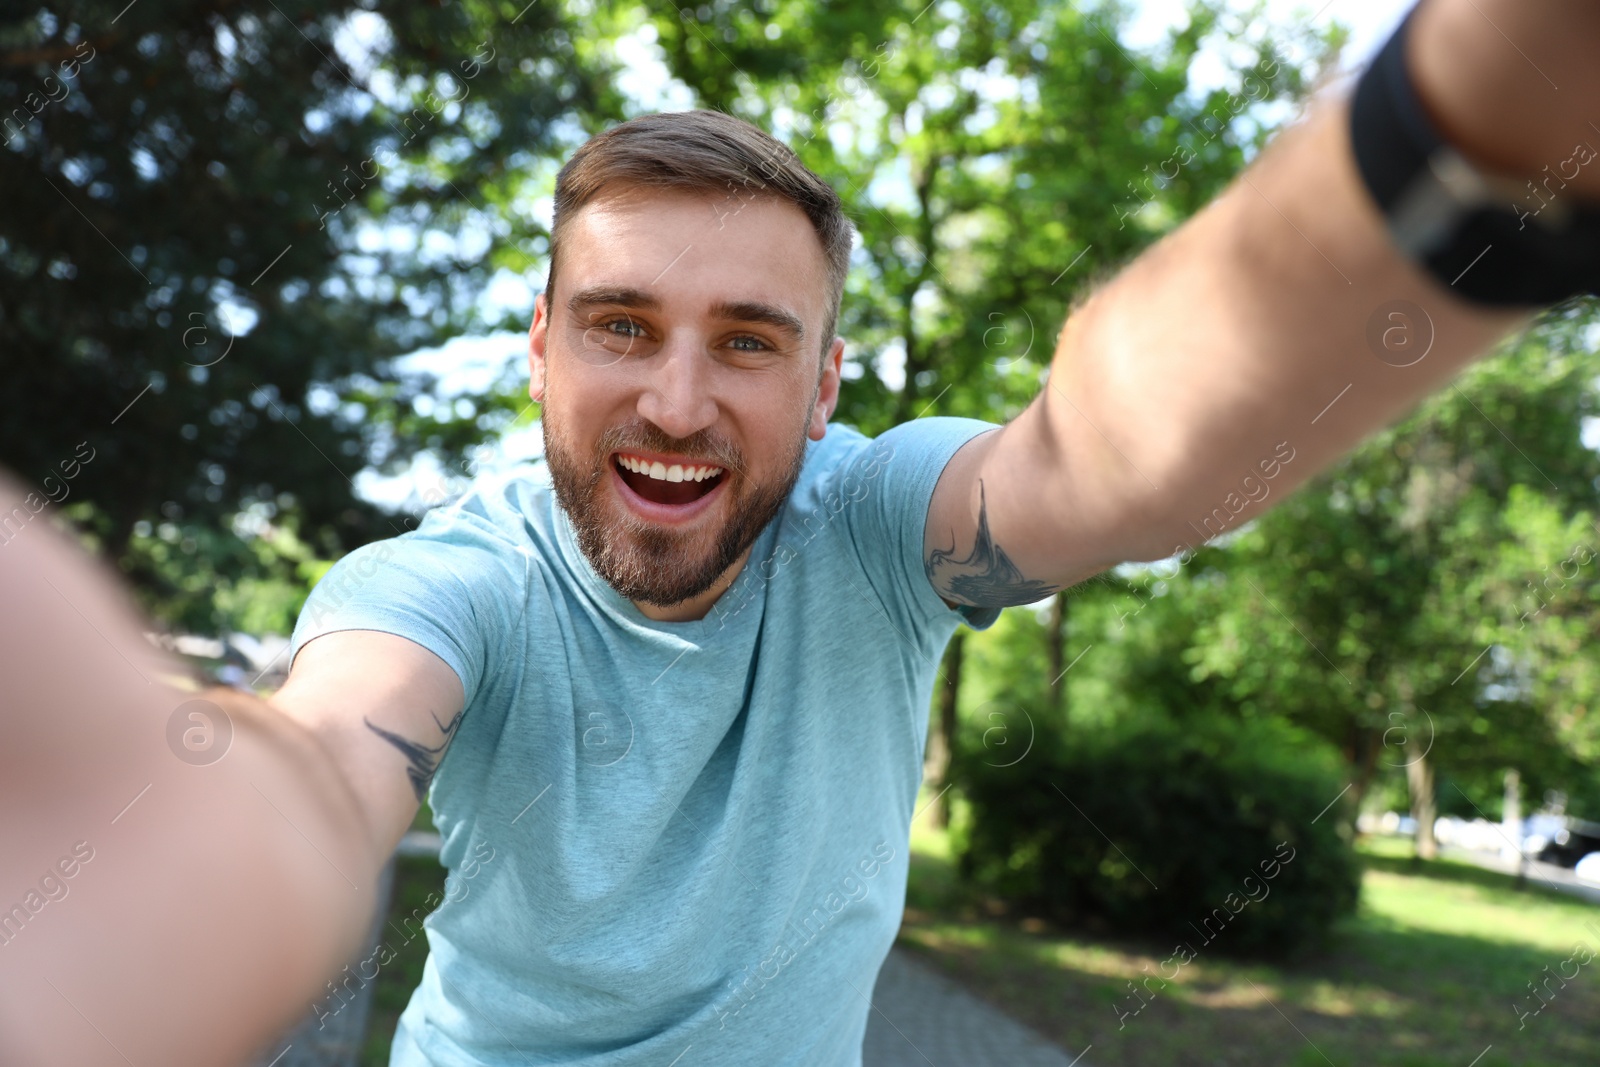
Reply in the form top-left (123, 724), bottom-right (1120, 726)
top-left (593, 419), bottom-right (748, 480)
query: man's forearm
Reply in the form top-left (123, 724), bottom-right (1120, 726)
top-left (1027, 0), bottom-right (1592, 571)
top-left (0, 492), bottom-right (384, 1066)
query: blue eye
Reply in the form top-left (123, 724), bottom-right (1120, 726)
top-left (729, 335), bottom-right (767, 351)
top-left (606, 318), bottom-right (644, 338)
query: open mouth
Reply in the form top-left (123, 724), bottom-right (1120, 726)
top-left (613, 452), bottom-right (727, 509)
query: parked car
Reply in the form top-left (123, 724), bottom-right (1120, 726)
top-left (1527, 813), bottom-right (1600, 868)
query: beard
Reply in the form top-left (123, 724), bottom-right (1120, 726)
top-left (542, 386), bottom-right (813, 608)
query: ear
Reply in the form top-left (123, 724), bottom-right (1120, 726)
top-left (528, 293), bottom-right (549, 403)
top-left (808, 336), bottom-right (845, 441)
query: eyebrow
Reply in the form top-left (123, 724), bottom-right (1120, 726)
top-left (566, 286), bottom-right (658, 317)
top-left (565, 286), bottom-right (806, 345)
top-left (708, 299), bottom-right (806, 345)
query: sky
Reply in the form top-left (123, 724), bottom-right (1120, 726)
top-left (357, 0), bottom-right (1419, 510)
top-left (1125, 0), bottom-right (1411, 59)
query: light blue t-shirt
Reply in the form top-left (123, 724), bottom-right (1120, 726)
top-left (290, 417), bottom-right (999, 1066)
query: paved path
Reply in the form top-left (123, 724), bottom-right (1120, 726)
top-left (864, 948), bottom-right (1089, 1067)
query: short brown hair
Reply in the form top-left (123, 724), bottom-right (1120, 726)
top-left (545, 110), bottom-right (854, 355)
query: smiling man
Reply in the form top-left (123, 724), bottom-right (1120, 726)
top-left (283, 117), bottom-right (1017, 1064)
top-left (4, 1), bottom-right (1600, 1065)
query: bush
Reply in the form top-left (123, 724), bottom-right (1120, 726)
top-left (952, 711), bottom-right (1360, 955)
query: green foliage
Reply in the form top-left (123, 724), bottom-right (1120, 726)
top-left (2, 1), bottom-right (617, 622)
top-left (953, 711), bottom-right (1360, 955)
top-left (116, 507), bottom-right (322, 634)
top-left (1176, 309), bottom-right (1600, 815)
top-left (953, 308), bottom-right (1600, 832)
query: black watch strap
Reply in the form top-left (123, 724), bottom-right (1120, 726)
top-left (1349, 10), bottom-right (1600, 307)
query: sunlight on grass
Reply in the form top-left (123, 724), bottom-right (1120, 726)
top-left (900, 784), bottom-right (1600, 1066)
top-left (1361, 867), bottom-right (1600, 955)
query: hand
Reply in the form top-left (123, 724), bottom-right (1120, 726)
top-left (0, 467), bottom-right (377, 1066)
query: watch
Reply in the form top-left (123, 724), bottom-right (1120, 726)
top-left (1349, 10), bottom-right (1600, 307)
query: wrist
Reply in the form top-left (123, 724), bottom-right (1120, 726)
top-left (1348, 3), bottom-right (1600, 306)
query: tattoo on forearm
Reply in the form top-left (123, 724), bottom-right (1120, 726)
top-left (364, 708), bottom-right (466, 801)
top-left (926, 479), bottom-right (1059, 607)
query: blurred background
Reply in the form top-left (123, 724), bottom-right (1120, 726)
top-left (4, 1), bottom-right (1598, 1064)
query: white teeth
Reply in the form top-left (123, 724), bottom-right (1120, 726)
top-left (617, 455), bottom-right (725, 482)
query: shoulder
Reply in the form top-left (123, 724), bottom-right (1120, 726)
top-left (792, 417), bottom-right (1001, 505)
top-left (311, 466), bottom-right (550, 606)
top-left (863, 416), bottom-right (1003, 476)
top-left (776, 419), bottom-right (1000, 628)
top-left (409, 463), bottom-right (553, 558)
top-left (794, 421), bottom-right (874, 484)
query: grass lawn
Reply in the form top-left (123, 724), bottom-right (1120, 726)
top-left (900, 819), bottom-right (1600, 1067)
top-left (359, 808), bottom-right (1600, 1066)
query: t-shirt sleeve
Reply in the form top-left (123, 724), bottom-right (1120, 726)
top-left (288, 489), bottom-right (529, 709)
top-left (836, 416), bottom-right (1004, 640)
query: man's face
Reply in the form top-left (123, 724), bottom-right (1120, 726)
top-left (528, 187), bottom-right (844, 610)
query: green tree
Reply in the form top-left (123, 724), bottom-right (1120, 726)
top-left (1181, 308), bottom-right (1600, 842)
top-left (1, 1), bottom-right (618, 632)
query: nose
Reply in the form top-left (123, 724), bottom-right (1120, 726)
top-left (635, 333), bottom-right (719, 439)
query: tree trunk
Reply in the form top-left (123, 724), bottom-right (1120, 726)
top-left (1504, 768), bottom-right (1526, 887)
top-left (1502, 768), bottom-right (1521, 847)
top-left (1406, 751), bottom-right (1438, 860)
top-left (1347, 725), bottom-right (1381, 828)
top-left (924, 630), bottom-right (965, 829)
top-left (1047, 590), bottom-right (1068, 719)
top-left (889, 158), bottom-right (937, 426)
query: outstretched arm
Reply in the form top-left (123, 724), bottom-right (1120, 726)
top-left (926, 0), bottom-right (1600, 605)
top-left (0, 475), bottom-right (466, 1066)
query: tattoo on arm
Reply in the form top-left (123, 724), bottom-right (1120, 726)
top-left (926, 479), bottom-right (1060, 607)
top-left (364, 708), bottom-right (466, 802)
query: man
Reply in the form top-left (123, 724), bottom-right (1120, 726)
top-left (3, 0), bottom-right (1597, 1063)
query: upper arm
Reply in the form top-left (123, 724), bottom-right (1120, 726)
top-left (926, 91), bottom-right (1534, 608)
top-left (270, 630), bottom-right (466, 853)
top-left (272, 491), bottom-right (527, 849)
top-left (922, 414), bottom-right (1119, 610)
